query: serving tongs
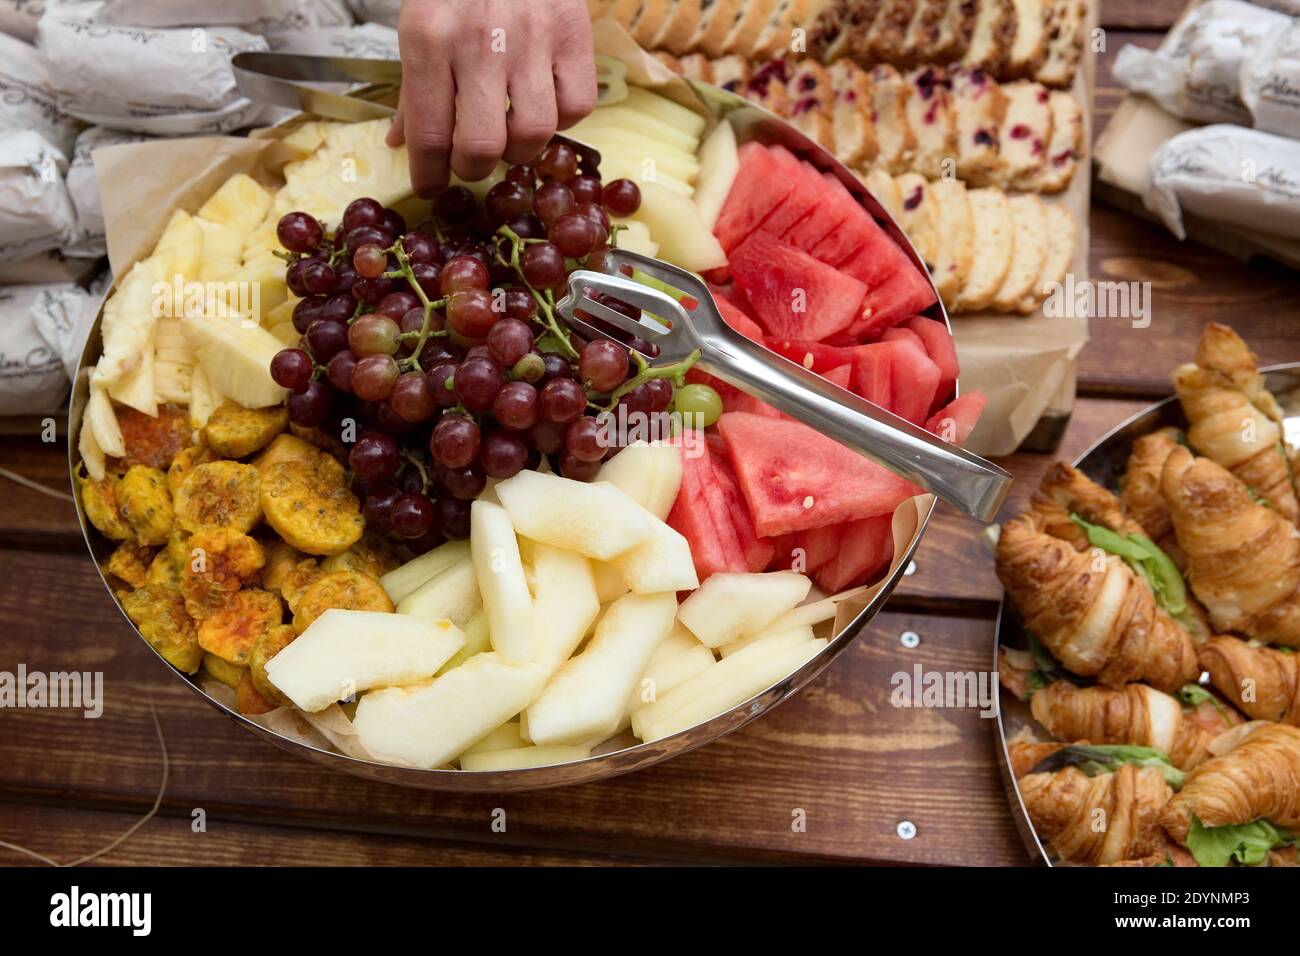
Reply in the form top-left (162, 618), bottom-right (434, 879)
top-left (556, 248), bottom-right (1012, 523)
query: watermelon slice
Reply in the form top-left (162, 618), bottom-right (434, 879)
top-left (666, 440), bottom-right (747, 580)
top-left (905, 316), bottom-right (959, 408)
top-left (925, 391), bottom-right (987, 446)
top-left (709, 442), bottom-right (776, 572)
top-left (850, 343), bottom-right (893, 409)
top-left (886, 336), bottom-right (942, 425)
top-left (754, 149), bottom-right (826, 238)
top-left (795, 524), bottom-right (841, 571)
top-left (882, 326), bottom-right (925, 350)
top-left (823, 364), bottom-right (852, 391)
top-left (813, 515), bottom-right (894, 594)
top-left (765, 338), bottom-right (863, 373)
top-left (715, 294), bottom-right (765, 342)
top-left (779, 174), bottom-right (854, 253)
top-left (851, 263), bottom-right (939, 338)
top-left (730, 231), bottom-right (867, 341)
top-left (766, 533), bottom-right (802, 571)
top-left (717, 412), bottom-right (921, 536)
top-left (713, 142), bottom-right (797, 252)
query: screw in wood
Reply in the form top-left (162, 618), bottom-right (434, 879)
top-left (896, 820), bottom-right (917, 840)
top-left (899, 630), bottom-right (920, 648)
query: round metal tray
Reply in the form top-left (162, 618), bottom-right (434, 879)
top-left (993, 363), bottom-right (1300, 864)
top-left (69, 81), bottom-right (951, 791)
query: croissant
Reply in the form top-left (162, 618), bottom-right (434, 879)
top-left (1172, 324), bottom-right (1297, 524)
top-left (1030, 681), bottom-right (1223, 769)
top-left (1007, 739), bottom-right (1068, 778)
top-left (1160, 723), bottom-right (1300, 844)
top-left (996, 512), bottom-right (1199, 691)
top-left (1119, 428), bottom-right (1182, 547)
top-left (1019, 763), bottom-right (1174, 865)
top-left (1161, 446), bottom-right (1300, 647)
top-left (1200, 636), bottom-right (1300, 726)
top-left (1034, 462), bottom-right (1149, 543)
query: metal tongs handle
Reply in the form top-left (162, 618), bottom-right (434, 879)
top-left (561, 271), bottom-right (1012, 523)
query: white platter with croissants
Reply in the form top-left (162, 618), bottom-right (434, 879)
top-left (994, 322), bottom-right (1300, 867)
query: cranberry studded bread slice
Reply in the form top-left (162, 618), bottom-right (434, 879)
top-left (992, 193), bottom-right (1047, 311)
top-left (903, 66), bottom-right (957, 180)
top-left (691, 0), bottom-right (744, 56)
top-left (868, 64), bottom-right (916, 174)
top-left (1017, 201), bottom-right (1074, 313)
top-left (1035, 0), bottom-right (1086, 87)
top-left (786, 59), bottom-right (837, 152)
top-left (629, 0), bottom-right (675, 47)
top-left (862, 167), bottom-right (904, 222)
top-left (950, 66), bottom-right (1006, 185)
top-left (828, 60), bottom-right (880, 167)
top-left (865, 0), bottom-right (917, 62)
top-left (651, 0), bottom-right (706, 54)
top-left (928, 178), bottom-right (974, 305)
top-left (954, 187), bottom-right (1013, 312)
top-left (1005, 0), bottom-right (1051, 78)
top-left (746, 58), bottom-right (792, 115)
top-left (995, 80), bottom-right (1053, 187)
top-left (894, 172), bottom-right (940, 268)
top-left (678, 52), bottom-right (715, 83)
top-left (926, 0), bottom-right (977, 62)
top-left (709, 54), bottom-right (751, 93)
top-left (898, 0), bottom-right (947, 66)
top-left (1020, 89), bottom-right (1081, 192)
top-left (961, 0), bottom-right (1016, 74)
top-left (720, 0), bottom-right (779, 56)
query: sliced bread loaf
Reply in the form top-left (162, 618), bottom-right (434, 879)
top-left (868, 63), bottom-right (916, 173)
top-left (862, 167), bottom-right (904, 222)
top-left (928, 178), bottom-right (974, 304)
top-left (950, 66), bottom-right (1006, 185)
top-left (709, 54), bottom-right (751, 93)
top-left (994, 80), bottom-right (1052, 187)
top-left (898, 0), bottom-right (948, 66)
top-left (865, 0), bottom-right (918, 62)
top-left (1035, 0), bottom-right (1085, 88)
top-left (894, 172), bottom-right (940, 267)
top-left (1019, 89), bottom-right (1081, 192)
top-left (691, 0), bottom-right (744, 56)
top-left (828, 59), bottom-right (880, 167)
top-left (1017, 201), bottom-right (1074, 313)
top-left (678, 52), bottom-right (715, 82)
top-left (1005, 0), bottom-right (1051, 78)
top-left (652, 0), bottom-right (705, 54)
top-left (961, 0), bottom-right (1016, 74)
top-left (721, 0), bottom-right (781, 56)
top-left (926, 0), bottom-right (977, 62)
top-left (993, 193), bottom-right (1047, 311)
top-left (954, 186), bottom-right (1014, 312)
top-left (903, 66), bottom-right (957, 180)
top-left (746, 58), bottom-right (792, 114)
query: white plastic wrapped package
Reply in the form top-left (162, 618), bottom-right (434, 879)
top-left (1145, 124), bottom-right (1300, 239)
top-left (1251, 0), bottom-right (1300, 14)
top-left (0, 0), bottom-right (44, 41)
top-left (1242, 21), bottom-right (1300, 138)
top-left (1113, 0), bottom-right (1291, 125)
top-left (36, 15), bottom-right (271, 134)
top-left (0, 130), bottom-right (75, 263)
top-left (347, 0), bottom-right (399, 27)
top-left (0, 282), bottom-right (92, 415)
top-left (95, 0), bottom-right (351, 28)
top-left (62, 125), bottom-right (152, 258)
top-left (264, 21), bottom-right (398, 57)
top-left (0, 32), bottom-right (81, 158)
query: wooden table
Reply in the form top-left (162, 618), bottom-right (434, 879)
top-left (2, 0), bottom-right (1296, 867)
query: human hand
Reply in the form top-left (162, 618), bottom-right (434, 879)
top-left (388, 0), bottom-right (598, 197)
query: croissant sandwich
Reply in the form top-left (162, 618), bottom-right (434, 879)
top-left (1018, 761), bottom-right (1174, 865)
top-left (1160, 723), bottom-right (1300, 857)
top-left (996, 511), bottom-right (1199, 691)
top-left (1028, 681), bottom-right (1236, 770)
top-left (1031, 462), bottom-right (1148, 548)
top-left (1199, 636), bottom-right (1300, 726)
top-left (1172, 323), bottom-right (1297, 524)
top-left (1161, 446), bottom-right (1300, 647)
top-left (1119, 427), bottom-right (1184, 555)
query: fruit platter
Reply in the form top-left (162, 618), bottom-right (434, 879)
top-left (68, 54), bottom-right (987, 790)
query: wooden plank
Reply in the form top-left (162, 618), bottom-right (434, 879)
top-left (0, 548), bottom-right (1026, 865)
top-left (1096, 0), bottom-right (1184, 33)
top-left (0, 436), bottom-right (80, 549)
top-left (0, 802), bottom-right (644, 866)
top-left (892, 397), bottom-right (1149, 610)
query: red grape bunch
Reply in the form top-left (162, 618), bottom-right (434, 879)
top-left (268, 141), bottom-right (717, 554)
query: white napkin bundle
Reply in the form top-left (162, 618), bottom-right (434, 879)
top-left (62, 125), bottom-right (152, 258)
top-left (0, 32), bottom-right (81, 158)
top-left (0, 280), bottom-right (100, 415)
top-left (0, 129), bottom-right (76, 264)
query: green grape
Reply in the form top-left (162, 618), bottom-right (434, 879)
top-left (672, 383), bottom-right (723, 428)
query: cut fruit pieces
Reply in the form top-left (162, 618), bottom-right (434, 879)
top-left (470, 501), bottom-right (534, 664)
top-left (714, 295), bottom-right (765, 343)
top-left (353, 652), bottom-right (544, 769)
top-left (520, 540), bottom-right (600, 676)
top-left (181, 315), bottom-right (289, 409)
top-left (694, 119), bottom-right (740, 232)
top-left (613, 514), bottom-right (699, 594)
top-left (460, 744), bottom-right (590, 771)
top-left (265, 609), bottom-right (464, 713)
top-left (666, 442), bottom-right (747, 581)
top-left (381, 539), bottom-right (471, 605)
top-left (525, 591), bottom-right (677, 746)
top-left (811, 514), bottom-right (894, 594)
top-left (729, 231), bottom-right (867, 342)
top-left (459, 720), bottom-right (526, 756)
top-left (596, 440), bottom-right (683, 521)
top-left (926, 391), bottom-right (988, 445)
top-left (904, 316), bottom-right (959, 408)
top-left (677, 570), bottom-right (811, 648)
top-left (621, 622), bottom-right (717, 725)
top-left (717, 412), bottom-right (921, 536)
top-left (625, 180), bottom-right (727, 272)
top-left (708, 440), bottom-right (775, 572)
top-left (496, 470), bottom-right (655, 561)
top-left (395, 557), bottom-right (480, 627)
top-left (435, 611), bottom-right (490, 675)
top-left (719, 624), bottom-right (815, 658)
top-left (713, 141), bottom-right (797, 252)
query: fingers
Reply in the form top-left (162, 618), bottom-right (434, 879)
top-left (503, 49), bottom-right (558, 165)
top-left (552, 5), bottom-right (598, 129)
top-left (397, 46), bottom-right (457, 197)
top-left (385, 90), bottom-right (405, 148)
top-left (449, 49), bottom-right (509, 183)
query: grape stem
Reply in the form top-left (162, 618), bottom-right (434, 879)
top-left (494, 225), bottom-right (581, 362)
top-left (400, 448), bottom-right (430, 493)
top-left (600, 348), bottom-right (701, 411)
top-left (386, 241), bottom-right (448, 372)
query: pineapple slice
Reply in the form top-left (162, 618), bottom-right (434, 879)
top-left (85, 380), bottom-right (126, 459)
top-left (182, 314), bottom-right (288, 409)
top-left (152, 209), bottom-right (202, 283)
top-left (198, 173), bottom-right (272, 235)
top-left (188, 364), bottom-right (225, 429)
top-left (195, 217), bottom-right (244, 284)
top-left (278, 118), bottom-right (414, 228)
top-left (154, 360), bottom-right (194, 404)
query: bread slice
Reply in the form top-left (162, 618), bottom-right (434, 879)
top-left (865, 0), bottom-right (917, 62)
top-left (954, 187), bottom-right (1013, 312)
top-left (808, 0), bottom-right (853, 62)
top-left (898, 0), bottom-right (947, 66)
top-left (993, 193), bottom-right (1047, 311)
top-left (849, 0), bottom-right (891, 62)
top-left (653, 51), bottom-right (684, 73)
top-left (926, 0), bottom-right (977, 62)
top-left (678, 52), bottom-right (715, 83)
top-left (790, 102), bottom-right (837, 151)
top-left (862, 168), bottom-right (904, 222)
top-left (787, 57), bottom-right (837, 148)
top-left (690, 0), bottom-right (744, 56)
top-left (950, 66), bottom-right (1006, 185)
top-left (609, 0), bottom-right (644, 31)
top-left (720, 0), bottom-right (778, 56)
top-left (630, 0), bottom-right (673, 47)
top-left (1017, 201), bottom-right (1074, 313)
top-left (652, 0), bottom-right (705, 54)
top-left (903, 66), bottom-right (957, 180)
top-left (928, 178), bottom-right (974, 305)
top-left (1019, 89), bottom-right (1081, 192)
top-left (752, 0), bottom-right (815, 60)
top-left (746, 58), bottom-right (792, 115)
top-left (995, 80), bottom-right (1053, 188)
top-left (828, 59), bottom-right (880, 167)
top-left (1005, 0), bottom-right (1050, 79)
top-left (868, 64), bottom-right (916, 174)
top-left (894, 172), bottom-right (940, 267)
top-left (1035, 0), bottom-right (1085, 88)
top-left (709, 54), bottom-right (751, 93)
top-left (961, 0), bottom-right (1016, 75)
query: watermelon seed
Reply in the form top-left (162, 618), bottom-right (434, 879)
top-left (802, 496), bottom-right (814, 509)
